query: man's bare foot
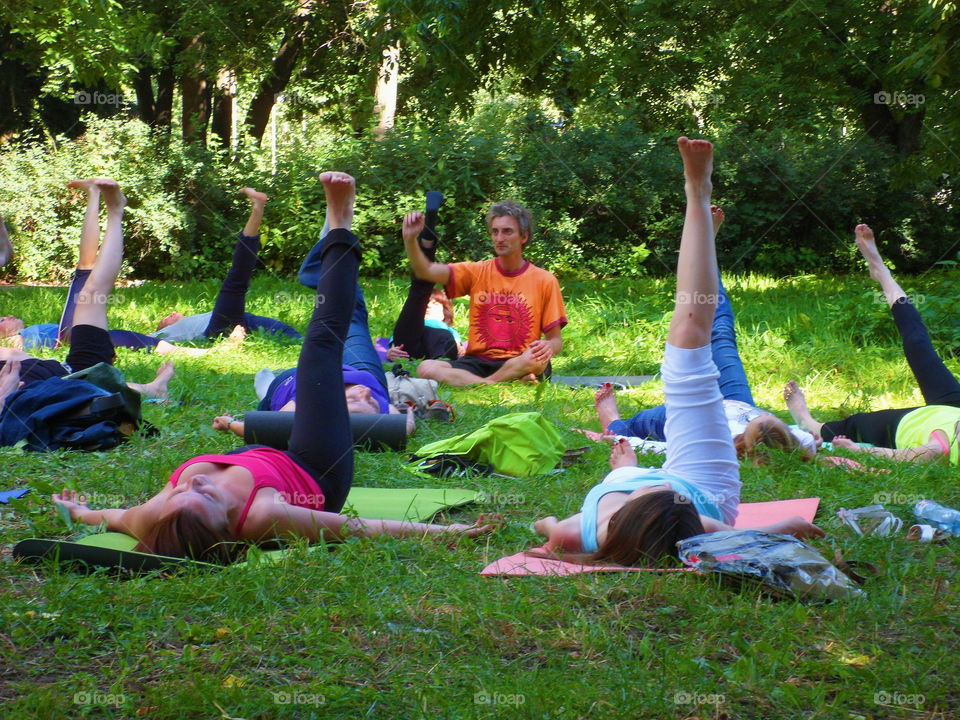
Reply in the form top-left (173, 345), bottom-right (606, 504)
top-left (594, 382), bottom-right (621, 431)
top-left (854, 224), bottom-right (889, 282)
top-left (140, 360), bottom-right (175, 399)
top-left (240, 187), bottom-right (269, 207)
top-left (521, 373), bottom-right (539, 384)
top-left (677, 136), bottom-right (713, 197)
top-left (66, 178), bottom-right (101, 194)
top-left (95, 179), bottom-right (127, 211)
top-left (319, 171), bottom-right (355, 230)
top-left (609, 438), bottom-right (638, 470)
top-left (711, 205), bottom-right (725, 237)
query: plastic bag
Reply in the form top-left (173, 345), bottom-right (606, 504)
top-left (678, 530), bottom-right (865, 602)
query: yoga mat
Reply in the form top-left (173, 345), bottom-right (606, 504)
top-left (14, 487), bottom-right (482, 573)
top-left (243, 410), bottom-right (408, 451)
top-left (480, 497), bottom-right (820, 576)
top-left (550, 375), bottom-right (654, 389)
top-left (0, 488), bottom-right (30, 504)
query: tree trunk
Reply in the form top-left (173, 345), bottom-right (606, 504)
top-left (154, 64), bottom-right (175, 131)
top-left (133, 67), bottom-right (156, 126)
top-left (244, 1), bottom-right (316, 143)
top-left (180, 36), bottom-right (210, 146)
top-left (211, 70), bottom-right (235, 152)
top-left (374, 42), bottom-right (400, 139)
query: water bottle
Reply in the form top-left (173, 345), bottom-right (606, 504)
top-left (913, 499), bottom-right (960, 533)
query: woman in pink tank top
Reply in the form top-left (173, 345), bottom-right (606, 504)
top-left (52, 173), bottom-right (497, 562)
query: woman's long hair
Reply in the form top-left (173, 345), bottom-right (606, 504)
top-left (135, 507), bottom-right (244, 564)
top-left (734, 417), bottom-right (806, 464)
top-left (534, 490), bottom-right (704, 567)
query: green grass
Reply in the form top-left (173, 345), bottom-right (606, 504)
top-left (2, 272), bottom-right (960, 719)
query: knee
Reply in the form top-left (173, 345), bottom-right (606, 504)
top-left (417, 360), bottom-right (440, 379)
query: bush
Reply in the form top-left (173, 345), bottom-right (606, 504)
top-left (0, 108), bottom-right (954, 281)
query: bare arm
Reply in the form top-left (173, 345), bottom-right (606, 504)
top-left (51, 488), bottom-right (154, 536)
top-left (832, 433), bottom-right (946, 463)
top-left (700, 514), bottom-right (825, 540)
top-left (246, 501), bottom-right (496, 543)
top-left (213, 415), bottom-right (245, 438)
top-left (402, 212), bottom-right (450, 285)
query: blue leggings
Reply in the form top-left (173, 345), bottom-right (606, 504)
top-left (608, 280), bottom-right (753, 439)
top-left (57, 269), bottom-right (159, 351)
top-left (298, 231), bottom-right (387, 391)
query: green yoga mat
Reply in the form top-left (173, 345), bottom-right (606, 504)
top-left (13, 487), bottom-right (482, 573)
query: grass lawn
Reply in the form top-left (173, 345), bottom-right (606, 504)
top-left (1, 270), bottom-right (959, 719)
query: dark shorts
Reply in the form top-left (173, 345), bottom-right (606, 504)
top-left (64, 325), bottom-right (116, 374)
top-left (449, 355), bottom-right (552, 380)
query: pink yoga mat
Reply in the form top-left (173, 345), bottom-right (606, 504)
top-left (480, 497), bottom-right (820, 576)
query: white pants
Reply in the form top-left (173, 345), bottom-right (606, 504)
top-left (661, 342), bottom-right (741, 523)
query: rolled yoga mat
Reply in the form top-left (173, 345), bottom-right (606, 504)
top-left (243, 410), bottom-right (408, 451)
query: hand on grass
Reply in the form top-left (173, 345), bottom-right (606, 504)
top-left (212, 415), bottom-right (235, 432)
top-left (52, 488), bottom-right (90, 521)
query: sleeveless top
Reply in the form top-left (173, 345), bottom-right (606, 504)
top-left (579, 467), bottom-right (723, 553)
top-left (896, 406), bottom-right (960, 465)
top-left (168, 448), bottom-right (325, 533)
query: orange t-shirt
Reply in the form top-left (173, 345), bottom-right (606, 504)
top-left (445, 258), bottom-right (567, 360)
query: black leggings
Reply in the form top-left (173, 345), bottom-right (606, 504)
top-left (204, 233), bottom-right (260, 339)
top-left (391, 276), bottom-right (458, 361)
top-left (820, 298), bottom-right (960, 444)
top-left (283, 228), bottom-right (361, 513)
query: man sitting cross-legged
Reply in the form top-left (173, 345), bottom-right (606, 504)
top-left (401, 201), bottom-right (567, 386)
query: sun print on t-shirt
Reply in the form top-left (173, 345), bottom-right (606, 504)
top-left (475, 291), bottom-right (534, 353)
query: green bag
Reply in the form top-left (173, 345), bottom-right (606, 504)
top-left (410, 412), bottom-right (565, 477)
top-left (64, 362), bottom-right (142, 427)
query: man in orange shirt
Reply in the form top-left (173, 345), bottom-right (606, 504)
top-left (401, 201), bottom-right (567, 386)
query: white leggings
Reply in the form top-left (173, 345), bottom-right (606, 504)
top-left (661, 342), bottom-right (741, 523)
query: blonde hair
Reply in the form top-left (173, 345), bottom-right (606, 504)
top-left (734, 417), bottom-right (805, 464)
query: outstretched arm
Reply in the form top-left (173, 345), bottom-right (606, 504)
top-left (402, 212), bottom-right (450, 285)
top-left (831, 434), bottom-right (946, 463)
top-left (51, 488), bottom-right (161, 537)
top-left (251, 503), bottom-right (498, 543)
top-left (700, 514), bottom-right (824, 540)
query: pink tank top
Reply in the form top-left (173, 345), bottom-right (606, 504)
top-left (168, 448), bottom-right (325, 533)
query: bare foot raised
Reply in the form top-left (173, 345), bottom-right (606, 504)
top-left (240, 187), bottom-right (269, 206)
top-left (854, 224), bottom-right (888, 281)
top-left (594, 382), bottom-right (621, 432)
top-left (66, 178), bottom-right (102, 194)
top-left (609, 437), bottom-right (638, 470)
top-left (319, 171), bottom-right (355, 230)
top-left (94, 179), bottom-right (127, 211)
top-left (783, 380), bottom-right (820, 435)
top-left (677, 136), bottom-right (713, 197)
top-left (711, 205), bottom-right (725, 237)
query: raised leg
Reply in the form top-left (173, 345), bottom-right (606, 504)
top-left (203, 189), bottom-right (268, 339)
top-left (660, 138), bottom-right (740, 523)
top-left (285, 172), bottom-right (360, 514)
top-left (71, 180), bottom-right (125, 331)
